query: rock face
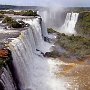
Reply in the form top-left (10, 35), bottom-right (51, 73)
top-left (0, 49), bottom-right (10, 58)
top-left (0, 49), bottom-right (12, 70)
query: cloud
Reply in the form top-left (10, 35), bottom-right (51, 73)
top-left (0, 0), bottom-right (90, 7)
top-left (30, 0), bottom-right (90, 7)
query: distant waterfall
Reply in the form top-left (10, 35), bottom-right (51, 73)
top-left (38, 9), bottom-right (66, 29)
top-left (60, 12), bottom-right (79, 34)
top-left (0, 67), bottom-right (16, 90)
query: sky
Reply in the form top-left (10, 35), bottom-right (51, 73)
top-left (0, 0), bottom-right (90, 7)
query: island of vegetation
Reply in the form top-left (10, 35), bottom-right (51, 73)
top-left (2, 16), bottom-right (26, 28)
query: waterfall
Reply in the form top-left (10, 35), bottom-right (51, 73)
top-left (41, 20), bottom-right (48, 37)
top-left (8, 34), bottom-right (48, 90)
top-left (0, 67), bottom-right (16, 90)
top-left (8, 17), bottom-right (53, 90)
top-left (8, 30), bottom-right (65, 90)
top-left (23, 18), bottom-right (44, 50)
top-left (9, 31), bottom-right (34, 90)
top-left (23, 18), bottom-right (52, 53)
top-left (60, 12), bottom-right (79, 34)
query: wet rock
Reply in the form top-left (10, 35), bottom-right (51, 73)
top-left (0, 49), bottom-right (10, 58)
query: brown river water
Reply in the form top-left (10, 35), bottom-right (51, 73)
top-left (51, 57), bottom-right (90, 90)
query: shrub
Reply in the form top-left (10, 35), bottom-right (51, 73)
top-left (11, 21), bottom-right (22, 28)
top-left (0, 13), bottom-right (4, 18)
top-left (14, 10), bottom-right (38, 16)
top-left (21, 10), bottom-right (38, 16)
top-left (2, 16), bottom-right (13, 23)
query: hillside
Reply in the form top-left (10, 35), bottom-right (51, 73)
top-left (75, 11), bottom-right (90, 37)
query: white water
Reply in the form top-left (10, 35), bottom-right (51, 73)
top-left (60, 12), bottom-right (79, 34)
top-left (8, 17), bottom-right (67, 90)
top-left (23, 18), bottom-right (43, 50)
top-left (23, 18), bottom-right (52, 53)
top-left (0, 67), bottom-right (16, 90)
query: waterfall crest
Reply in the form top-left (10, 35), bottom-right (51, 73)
top-left (60, 12), bottom-right (79, 34)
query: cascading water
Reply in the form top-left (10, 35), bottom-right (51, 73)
top-left (41, 20), bottom-right (48, 37)
top-left (60, 12), bottom-right (79, 34)
top-left (7, 15), bottom-right (68, 90)
top-left (9, 31), bottom-right (34, 90)
top-left (23, 18), bottom-right (51, 53)
top-left (8, 17), bottom-right (55, 90)
top-left (23, 18), bottom-right (44, 50)
top-left (0, 67), bottom-right (16, 90)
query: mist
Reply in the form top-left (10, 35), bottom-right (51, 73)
top-left (38, 5), bottom-right (66, 32)
top-left (37, 0), bottom-right (84, 34)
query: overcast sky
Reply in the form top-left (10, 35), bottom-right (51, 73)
top-left (0, 0), bottom-right (90, 7)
